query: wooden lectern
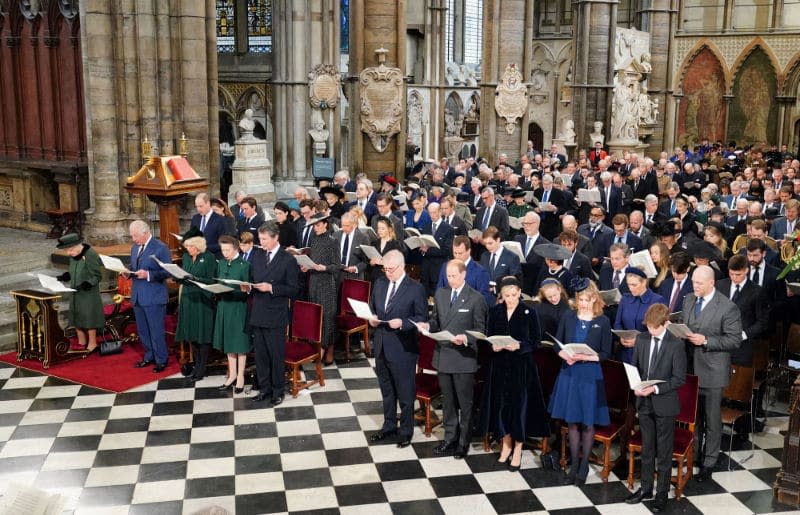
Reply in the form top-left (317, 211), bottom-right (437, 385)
top-left (11, 290), bottom-right (77, 368)
top-left (125, 156), bottom-right (208, 255)
top-left (776, 374), bottom-right (800, 506)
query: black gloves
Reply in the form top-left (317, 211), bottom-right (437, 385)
top-left (57, 272), bottom-right (71, 282)
top-left (79, 281), bottom-right (93, 291)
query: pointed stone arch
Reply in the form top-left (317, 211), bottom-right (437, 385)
top-left (729, 44), bottom-right (779, 145)
top-left (674, 39), bottom-right (731, 94)
top-left (781, 51), bottom-right (800, 96)
top-left (676, 46), bottom-right (727, 146)
top-left (729, 37), bottom-right (782, 90)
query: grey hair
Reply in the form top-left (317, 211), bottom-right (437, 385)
top-left (258, 220), bottom-right (279, 238)
top-left (129, 220), bottom-right (150, 235)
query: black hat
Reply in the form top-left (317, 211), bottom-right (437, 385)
top-left (705, 221), bottom-right (726, 234)
top-left (456, 192), bottom-right (470, 202)
top-left (625, 267), bottom-right (648, 279)
top-left (56, 233), bottom-right (83, 249)
top-left (688, 240), bottom-right (721, 261)
top-left (498, 276), bottom-right (522, 290)
top-left (570, 277), bottom-right (591, 293)
top-left (319, 186), bottom-right (344, 200)
top-left (652, 222), bottom-right (676, 237)
top-left (511, 188), bottom-right (527, 199)
top-left (310, 212), bottom-right (330, 224)
top-left (533, 243), bottom-right (572, 261)
top-left (182, 226), bottom-right (204, 241)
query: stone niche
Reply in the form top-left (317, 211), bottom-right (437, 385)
top-left (0, 165), bottom-right (86, 232)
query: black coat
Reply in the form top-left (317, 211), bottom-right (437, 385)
top-left (631, 331), bottom-right (686, 416)
top-left (248, 247), bottom-right (302, 329)
top-left (716, 279), bottom-right (770, 366)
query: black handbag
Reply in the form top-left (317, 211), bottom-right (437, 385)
top-left (99, 340), bottom-right (123, 356)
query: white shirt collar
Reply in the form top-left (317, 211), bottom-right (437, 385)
top-left (651, 327), bottom-right (667, 340)
top-left (700, 290), bottom-right (715, 305)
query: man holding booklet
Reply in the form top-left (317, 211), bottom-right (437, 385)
top-left (625, 304), bottom-right (686, 512)
top-left (416, 259), bottom-right (487, 458)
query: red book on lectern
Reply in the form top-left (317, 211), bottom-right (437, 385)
top-left (167, 157), bottom-right (199, 181)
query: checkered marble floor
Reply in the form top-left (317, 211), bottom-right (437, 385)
top-left (0, 359), bottom-right (794, 515)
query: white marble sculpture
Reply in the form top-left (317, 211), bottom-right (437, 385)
top-left (308, 109), bottom-right (329, 156)
top-left (559, 119), bottom-right (576, 145)
top-left (637, 86), bottom-right (659, 126)
top-left (238, 109), bottom-right (256, 141)
top-left (590, 121), bottom-right (605, 146)
top-left (610, 71), bottom-right (640, 143)
top-left (494, 64), bottom-right (528, 135)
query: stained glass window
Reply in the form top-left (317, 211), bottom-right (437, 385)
top-left (247, 0), bottom-right (272, 53)
top-left (463, 0), bottom-right (482, 65)
top-left (216, 0), bottom-right (236, 53)
top-left (341, 0), bottom-right (350, 54)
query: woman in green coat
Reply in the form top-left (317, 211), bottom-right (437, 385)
top-left (213, 235), bottom-right (251, 394)
top-left (56, 233), bottom-right (105, 353)
top-left (175, 234), bottom-right (217, 383)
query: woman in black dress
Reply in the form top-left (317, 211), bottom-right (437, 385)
top-left (273, 201), bottom-right (297, 248)
top-left (481, 276), bottom-right (549, 472)
top-left (367, 216), bottom-right (406, 281)
top-left (534, 278), bottom-right (570, 339)
top-left (301, 213), bottom-right (341, 365)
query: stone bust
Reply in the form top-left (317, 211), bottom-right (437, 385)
top-left (590, 121), bottom-right (605, 146)
top-left (238, 108), bottom-right (256, 141)
top-left (308, 110), bottom-right (329, 156)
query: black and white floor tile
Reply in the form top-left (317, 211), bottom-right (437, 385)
top-left (0, 359), bottom-right (794, 515)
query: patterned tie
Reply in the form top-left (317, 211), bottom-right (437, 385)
top-left (385, 281), bottom-right (397, 310)
top-left (694, 296), bottom-right (703, 317)
top-left (612, 270), bottom-right (621, 289)
top-left (450, 289), bottom-right (457, 306)
top-left (303, 225), bottom-right (311, 247)
top-left (669, 281), bottom-right (681, 313)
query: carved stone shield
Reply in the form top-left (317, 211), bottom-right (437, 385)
top-left (308, 64), bottom-right (341, 110)
top-left (359, 62), bottom-right (404, 153)
top-left (494, 64), bottom-right (528, 135)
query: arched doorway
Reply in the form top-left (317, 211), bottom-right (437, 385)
top-left (528, 123), bottom-right (544, 154)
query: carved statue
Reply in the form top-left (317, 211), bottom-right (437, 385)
top-left (610, 71), bottom-right (639, 143)
top-left (238, 109), bottom-right (256, 141)
top-left (407, 91), bottom-right (424, 152)
top-left (494, 64), bottom-right (528, 135)
top-left (308, 109), bottom-right (329, 156)
top-left (559, 119), bottom-right (576, 145)
top-left (590, 121), bottom-right (605, 146)
top-left (445, 62), bottom-right (460, 86)
top-left (461, 64), bottom-right (478, 87)
top-left (465, 95), bottom-right (479, 121)
top-left (639, 52), bottom-right (653, 74)
top-left (637, 86), bottom-right (659, 126)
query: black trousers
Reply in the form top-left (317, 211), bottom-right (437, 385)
top-left (375, 351), bottom-right (416, 438)
top-left (439, 371), bottom-right (475, 448)
top-left (638, 403), bottom-right (675, 495)
top-left (191, 343), bottom-right (210, 379)
top-left (252, 327), bottom-right (286, 397)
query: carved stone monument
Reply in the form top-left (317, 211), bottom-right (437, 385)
top-left (608, 28), bottom-right (652, 154)
top-left (308, 109), bottom-right (329, 156)
top-left (229, 111), bottom-right (275, 206)
top-left (308, 64), bottom-right (341, 110)
top-left (359, 47), bottom-right (404, 153)
top-left (494, 63), bottom-right (528, 135)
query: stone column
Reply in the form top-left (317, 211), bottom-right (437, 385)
top-left (271, 0), bottom-right (339, 197)
top-left (571, 0), bottom-right (618, 149)
top-left (479, 0), bottom-right (530, 164)
top-left (426, 0), bottom-right (447, 161)
top-left (349, 0), bottom-right (407, 180)
top-left (79, 0), bottom-right (218, 243)
top-left (642, 0), bottom-right (677, 155)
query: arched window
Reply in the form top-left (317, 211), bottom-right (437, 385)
top-left (445, 0), bottom-right (483, 65)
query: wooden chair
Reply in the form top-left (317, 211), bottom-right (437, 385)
top-left (336, 278), bottom-right (372, 360)
top-left (415, 335), bottom-right (442, 437)
top-left (284, 300), bottom-right (325, 397)
top-left (560, 359), bottom-right (632, 481)
top-left (626, 374), bottom-right (699, 500)
top-left (721, 364), bottom-right (755, 468)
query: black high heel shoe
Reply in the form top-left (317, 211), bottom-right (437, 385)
top-left (234, 379), bottom-right (245, 394)
top-left (217, 380), bottom-right (234, 391)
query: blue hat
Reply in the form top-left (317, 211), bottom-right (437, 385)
top-left (625, 267), bottom-right (648, 279)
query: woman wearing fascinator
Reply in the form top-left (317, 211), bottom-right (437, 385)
top-left (480, 276), bottom-right (549, 472)
top-left (548, 277), bottom-right (612, 485)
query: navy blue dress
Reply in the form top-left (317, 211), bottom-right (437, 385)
top-left (614, 289), bottom-right (666, 363)
top-left (548, 311), bottom-right (611, 426)
top-left (480, 302), bottom-right (550, 441)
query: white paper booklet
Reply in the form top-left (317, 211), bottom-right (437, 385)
top-left (623, 362), bottom-right (665, 390)
top-left (412, 322), bottom-right (457, 342)
top-left (546, 332), bottom-right (599, 358)
top-left (99, 254), bottom-right (129, 273)
top-left (666, 323), bottom-right (693, 339)
top-left (599, 288), bottom-right (622, 305)
top-left (577, 189), bottom-right (601, 203)
top-left (465, 330), bottom-right (519, 349)
top-left (611, 329), bottom-right (641, 340)
top-left (468, 228), bottom-right (483, 240)
top-left (359, 245), bottom-right (383, 261)
top-left (404, 235), bottom-right (440, 250)
top-left (629, 250), bottom-right (658, 278)
top-left (501, 241), bottom-right (526, 261)
top-left (35, 274), bottom-right (75, 293)
top-left (189, 280), bottom-right (233, 294)
top-left (151, 256), bottom-right (192, 279)
top-left (294, 254), bottom-right (318, 268)
top-left (348, 297), bottom-right (382, 322)
top-left (217, 278), bottom-right (254, 287)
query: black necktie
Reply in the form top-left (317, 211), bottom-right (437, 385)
top-left (490, 253), bottom-right (497, 274)
top-left (266, 251), bottom-right (272, 264)
top-left (647, 337), bottom-right (660, 379)
top-left (731, 284), bottom-right (740, 302)
top-left (303, 225), bottom-right (311, 247)
top-left (342, 233), bottom-right (350, 265)
top-left (751, 266), bottom-right (760, 285)
top-left (385, 281), bottom-right (397, 309)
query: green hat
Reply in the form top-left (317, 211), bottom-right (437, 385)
top-left (182, 226), bottom-right (203, 241)
top-left (56, 233), bottom-right (83, 249)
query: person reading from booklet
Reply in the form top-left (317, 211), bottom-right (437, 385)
top-left (548, 277), bottom-right (611, 486)
top-left (625, 303), bottom-right (686, 512)
top-left (479, 276), bottom-right (549, 473)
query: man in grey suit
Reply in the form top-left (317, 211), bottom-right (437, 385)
top-left (626, 304), bottom-right (686, 512)
top-left (418, 259), bottom-right (488, 459)
top-left (681, 265), bottom-right (742, 482)
top-left (334, 212), bottom-right (369, 280)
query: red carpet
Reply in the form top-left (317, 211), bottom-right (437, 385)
top-left (0, 345), bottom-right (181, 393)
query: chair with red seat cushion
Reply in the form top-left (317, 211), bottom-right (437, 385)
top-left (336, 279), bottom-right (372, 360)
top-left (284, 300), bottom-right (325, 397)
top-left (414, 335), bottom-right (442, 437)
top-left (626, 374), bottom-right (699, 499)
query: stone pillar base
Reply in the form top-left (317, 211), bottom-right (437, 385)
top-left (229, 138), bottom-right (276, 207)
top-left (83, 207), bottom-right (130, 245)
top-left (607, 141), bottom-right (649, 157)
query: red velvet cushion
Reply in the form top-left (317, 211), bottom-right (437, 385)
top-left (673, 428), bottom-right (694, 453)
top-left (337, 314), bottom-right (366, 331)
top-left (415, 373), bottom-right (440, 397)
top-left (629, 430), bottom-right (643, 447)
top-left (595, 422), bottom-right (622, 439)
top-left (285, 341), bottom-right (317, 363)
top-left (103, 300), bottom-right (133, 317)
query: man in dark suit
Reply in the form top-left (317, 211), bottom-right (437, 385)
top-left (420, 259), bottom-right (488, 459)
top-left (717, 255), bottom-right (770, 366)
top-left (347, 180), bottom-right (378, 221)
top-left (236, 196), bottom-right (264, 240)
top-left (558, 229), bottom-right (593, 280)
top-left (191, 193), bottom-right (228, 257)
top-left (436, 236), bottom-right (494, 306)
top-left (479, 226), bottom-right (522, 288)
top-left (473, 186), bottom-right (510, 240)
top-left (598, 243), bottom-right (634, 295)
top-left (629, 211), bottom-right (655, 250)
top-left (370, 193), bottom-right (405, 242)
top-left (768, 199), bottom-right (798, 240)
top-left (577, 207), bottom-right (614, 265)
top-left (657, 251), bottom-right (693, 314)
top-left (657, 183), bottom-right (681, 219)
top-left (334, 212), bottom-right (369, 281)
top-left (127, 220), bottom-right (172, 372)
top-left (681, 265), bottom-right (743, 482)
top-left (745, 238), bottom-right (782, 303)
top-left (556, 214), bottom-right (593, 257)
top-left (247, 221), bottom-right (302, 405)
top-left (230, 190), bottom-right (266, 220)
top-left (599, 172), bottom-right (623, 225)
top-left (419, 202), bottom-right (454, 296)
top-left (626, 304), bottom-right (686, 512)
top-left (295, 199), bottom-right (317, 248)
top-left (534, 174), bottom-right (567, 241)
top-left (514, 212), bottom-right (550, 295)
top-left (369, 250), bottom-right (429, 448)
top-left (642, 195), bottom-right (667, 229)
top-left (440, 197), bottom-right (469, 236)
top-left (597, 214), bottom-right (644, 257)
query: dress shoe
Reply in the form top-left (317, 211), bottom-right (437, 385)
top-left (573, 458), bottom-right (590, 486)
top-left (695, 467), bottom-right (713, 482)
top-left (218, 381), bottom-right (234, 391)
top-left (250, 392), bottom-right (272, 403)
top-left (396, 437), bottom-right (412, 448)
top-left (271, 395), bottom-right (284, 406)
top-left (234, 387), bottom-right (245, 394)
top-left (185, 377), bottom-right (199, 386)
top-left (507, 459), bottom-right (521, 472)
top-left (433, 441), bottom-right (457, 455)
top-left (454, 445), bottom-right (468, 459)
top-left (153, 363), bottom-right (167, 373)
top-left (624, 488), bottom-right (653, 504)
top-left (369, 430), bottom-right (396, 442)
top-left (134, 360), bottom-right (154, 368)
top-left (651, 493), bottom-right (668, 512)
